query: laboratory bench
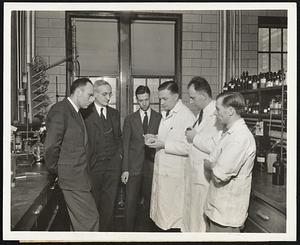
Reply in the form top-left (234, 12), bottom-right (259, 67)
top-left (11, 156), bottom-right (70, 231)
top-left (244, 168), bottom-right (286, 233)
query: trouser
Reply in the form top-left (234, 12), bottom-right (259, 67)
top-left (90, 169), bottom-right (120, 231)
top-left (125, 170), bottom-right (153, 231)
top-left (207, 218), bottom-right (241, 232)
top-left (62, 189), bottom-right (99, 231)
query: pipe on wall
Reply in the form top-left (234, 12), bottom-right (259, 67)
top-left (228, 11), bottom-right (232, 80)
top-left (31, 11), bottom-right (35, 59)
top-left (232, 10), bottom-right (236, 78)
top-left (238, 10), bottom-right (242, 76)
top-left (222, 10), bottom-right (227, 88)
top-left (26, 11), bottom-right (32, 123)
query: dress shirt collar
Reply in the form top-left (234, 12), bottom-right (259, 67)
top-left (67, 97), bottom-right (79, 112)
top-left (203, 100), bottom-right (216, 117)
top-left (139, 108), bottom-right (151, 121)
top-left (226, 118), bottom-right (246, 135)
top-left (164, 99), bottom-right (183, 118)
top-left (94, 102), bottom-right (107, 117)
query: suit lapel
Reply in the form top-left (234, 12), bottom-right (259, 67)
top-left (148, 109), bottom-right (157, 133)
top-left (106, 106), bottom-right (115, 132)
top-left (65, 99), bottom-right (85, 134)
top-left (90, 104), bottom-right (104, 132)
top-left (133, 110), bottom-right (144, 135)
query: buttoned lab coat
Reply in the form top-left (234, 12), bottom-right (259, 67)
top-left (182, 101), bottom-right (222, 232)
top-left (150, 100), bottom-right (195, 230)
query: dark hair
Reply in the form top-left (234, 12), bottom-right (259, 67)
top-left (158, 80), bottom-right (179, 94)
top-left (135, 85), bottom-right (151, 97)
top-left (188, 76), bottom-right (212, 98)
top-left (70, 78), bottom-right (93, 95)
top-left (216, 92), bottom-right (245, 115)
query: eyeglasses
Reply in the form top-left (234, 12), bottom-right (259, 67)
top-left (101, 92), bottom-right (113, 97)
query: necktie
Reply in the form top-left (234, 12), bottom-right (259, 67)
top-left (166, 110), bottom-right (170, 117)
top-left (193, 110), bottom-right (203, 127)
top-left (142, 111), bottom-right (148, 134)
top-left (197, 110), bottom-right (203, 125)
top-left (100, 107), bottom-right (106, 120)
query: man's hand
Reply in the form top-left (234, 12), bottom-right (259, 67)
top-left (185, 127), bottom-right (197, 143)
top-left (121, 171), bottom-right (129, 184)
top-left (147, 139), bottom-right (165, 149)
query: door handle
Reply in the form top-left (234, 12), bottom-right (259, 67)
top-left (256, 210), bottom-right (270, 221)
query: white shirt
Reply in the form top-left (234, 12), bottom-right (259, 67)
top-left (192, 100), bottom-right (221, 155)
top-left (67, 97), bottom-right (79, 112)
top-left (94, 102), bottom-right (107, 119)
top-left (204, 118), bottom-right (256, 227)
top-left (139, 108), bottom-right (151, 124)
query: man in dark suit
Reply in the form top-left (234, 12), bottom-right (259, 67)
top-left (82, 79), bottom-right (123, 231)
top-left (121, 85), bottom-right (162, 231)
top-left (44, 78), bottom-right (99, 231)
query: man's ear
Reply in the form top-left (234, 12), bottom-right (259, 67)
top-left (174, 93), bottom-right (180, 100)
top-left (228, 106), bottom-right (235, 116)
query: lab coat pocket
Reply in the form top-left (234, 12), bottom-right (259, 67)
top-left (156, 151), bottom-right (186, 178)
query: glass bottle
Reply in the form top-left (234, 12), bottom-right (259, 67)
top-left (256, 147), bottom-right (266, 172)
top-left (252, 76), bottom-right (257, 90)
top-left (223, 81), bottom-right (228, 92)
top-left (272, 154), bottom-right (284, 185)
top-left (260, 72), bottom-right (266, 88)
top-left (247, 75), bottom-right (253, 90)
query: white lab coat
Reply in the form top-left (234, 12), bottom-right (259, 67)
top-left (182, 100), bottom-right (222, 232)
top-left (150, 100), bottom-right (195, 230)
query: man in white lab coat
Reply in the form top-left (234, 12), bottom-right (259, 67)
top-left (182, 76), bottom-right (222, 232)
top-left (147, 81), bottom-right (195, 230)
top-left (204, 92), bottom-right (256, 232)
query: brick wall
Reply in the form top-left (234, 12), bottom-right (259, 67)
top-left (35, 11), bottom-right (66, 106)
top-left (34, 10), bottom-right (286, 113)
top-left (180, 11), bottom-right (219, 113)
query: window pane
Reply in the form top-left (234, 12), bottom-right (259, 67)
top-left (258, 28), bottom-right (269, 51)
top-left (76, 18), bottom-right (119, 76)
top-left (283, 29), bottom-right (287, 52)
top-left (283, 53), bottom-right (287, 72)
top-left (131, 20), bottom-right (175, 76)
top-left (258, 53), bottom-right (269, 73)
top-left (270, 54), bottom-right (281, 72)
top-left (271, 28), bottom-right (281, 52)
top-left (147, 78), bottom-right (159, 103)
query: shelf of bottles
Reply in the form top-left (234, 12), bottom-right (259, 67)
top-left (223, 70), bottom-right (287, 122)
top-left (223, 70), bottom-right (287, 183)
top-left (30, 56), bottom-right (51, 122)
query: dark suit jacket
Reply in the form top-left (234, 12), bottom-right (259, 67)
top-left (82, 103), bottom-right (123, 172)
top-left (122, 109), bottom-right (162, 175)
top-left (44, 98), bottom-right (91, 191)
